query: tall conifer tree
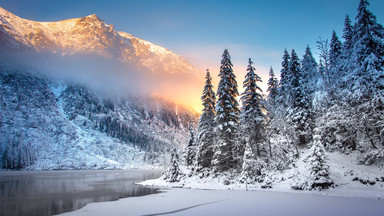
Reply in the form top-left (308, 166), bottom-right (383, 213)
top-left (287, 50), bottom-right (312, 147)
top-left (267, 66), bottom-right (279, 108)
top-left (339, 14), bottom-right (355, 82)
top-left (195, 69), bottom-right (216, 170)
top-left (340, 0), bottom-right (384, 107)
top-left (240, 58), bottom-right (265, 157)
top-left (212, 49), bottom-right (240, 172)
top-left (183, 127), bottom-right (196, 166)
top-left (352, 0), bottom-right (384, 90)
top-left (329, 31), bottom-right (342, 82)
top-left (342, 14), bottom-right (354, 54)
top-left (301, 46), bottom-right (318, 95)
top-left (277, 49), bottom-right (291, 107)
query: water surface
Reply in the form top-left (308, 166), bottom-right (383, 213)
top-left (0, 169), bottom-right (161, 216)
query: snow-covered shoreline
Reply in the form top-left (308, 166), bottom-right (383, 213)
top-left (140, 177), bottom-right (384, 200)
top-left (140, 151), bottom-right (384, 200)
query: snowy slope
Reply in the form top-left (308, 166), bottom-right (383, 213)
top-left (0, 6), bottom-right (197, 75)
top-left (0, 64), bottom-right (198, 170)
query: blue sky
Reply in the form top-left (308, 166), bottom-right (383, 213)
top-left (2, 0), bottom-right (384, 90)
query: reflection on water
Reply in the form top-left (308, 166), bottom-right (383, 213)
top-left (0, 169), bottom-right (161, 216)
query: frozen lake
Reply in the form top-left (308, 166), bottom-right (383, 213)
top-left (0, 169), bottom-right (161, 216)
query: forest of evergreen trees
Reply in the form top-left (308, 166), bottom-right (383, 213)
top-left (164, 0), bottom-right (384, 190)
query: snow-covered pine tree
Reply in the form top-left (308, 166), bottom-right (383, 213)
top-left (301, 45), bottom-right (318, 96)
top-left (266, 66), bottom-right (280, 158)
top-left (348, 0), bottom-right (384, 104)
top-left (212, 49), bottom-right (240, 172)
top-left (327, 31), bottom-right (343, 101)
top-left (166, 147), bottom-right (182, 182)
top-left (287, 49), bottom-right (312, 147)
top-left (276, 49), bottom-right (291, 107)
top-left (239, 142), bottom-right (264, 184)
top-left (307, 128), bottom-right (333, 190)
top-left (183, 127), bottom-right (196, 166)
top-left (338, 14), bottom-right (355, 87)
top-left (240, 58), bottom-right (265, 157)
top-left (329, 31), bottom-right (342, 82)
top-left (288, 49), bottom-right (303, 104)
top-left (267, 66), bottom-right (279, 108)
top-left (195, 70), bottom-right (216, 171)
top-left (342, 14), bottom-right (354, 57)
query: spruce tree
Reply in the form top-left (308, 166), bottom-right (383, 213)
top-left (280, 49), bottom-right (291, 87)
top-left (287, 49), bottom-right (312, 147)
top-left (240, 58), bottom-right (265, 157)
top-left (166, 148), bottom-right (182, 182)
top-left (339, 14), bottom-right (355, 85)
top-left (276, 49), bottom-right (291, 115)
top-left (342, 14), bottom-right (354, 55)
top-left (266, 66), bottom-right (279, 157)
top-left (288, 49), bottom-right (302, 105)
top-left (329, 31), bottom-right (342, 81)
top-left (239, 142), bottom-right (264, 184)
top-left (301, 45), bottom-right (318, 95)
top-left (277, 49), bottom-right (291, 107)
top-left (183, 127), bottom-right (196, 166)
top-left (212, 49), bottom-right (240, 172)
top-left (195, 69), bottom-right (216, 170)
top-left (307, 129), bottom-right (333, 190)
top-left (350, 0), bottom-right (384, 102)
top-left (267, 66), bottom-right (279, 107)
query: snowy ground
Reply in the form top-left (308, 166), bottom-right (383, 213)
top-left (60, 188), bottom-right (384, 216)
top-left (60, 151), bottom-right (384, 216)
top-left (141, 151), bottom-right (384, 200)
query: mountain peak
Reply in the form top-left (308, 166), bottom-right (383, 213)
top-left (82, 14), bottom-right (103, 22)
top-left (0, 7), bottom-right (197, 75)
top-left (87, 14), bottom-right (98, 18)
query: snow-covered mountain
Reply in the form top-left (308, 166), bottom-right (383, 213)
top-left (0, 6), bottom-right (196, 75)
top-left (0, 7), bottom-right (199, 170)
